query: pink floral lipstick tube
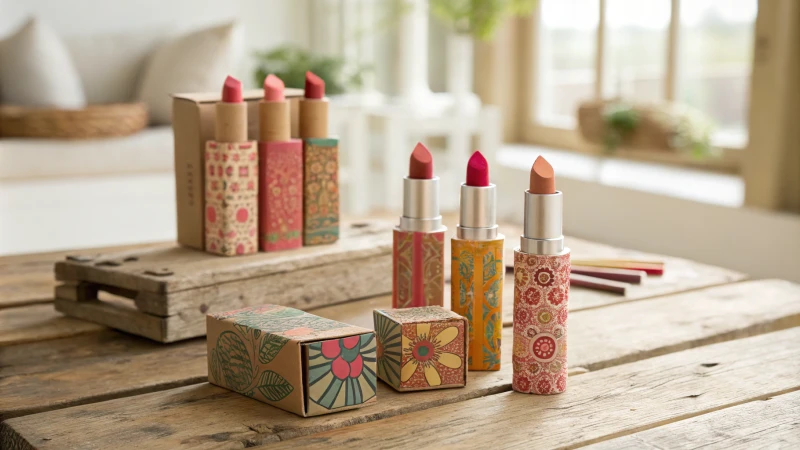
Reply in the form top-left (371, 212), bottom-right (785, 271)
top-left (512, 156), bottom-right (570, 395)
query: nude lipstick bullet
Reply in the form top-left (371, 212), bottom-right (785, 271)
top-left (451, 151), bottom-right (504, 370)
top-left (392, 142), bottom-right (447, 308)
top-left (512, 156), bottom-right (570, 394)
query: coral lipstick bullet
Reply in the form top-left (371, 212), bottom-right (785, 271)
top-left (392, 143), bottom-right (447, 308)
top-left (512, 156), bottom-right (570, 394)
top-left (451, 151), bottom-right (504, 370)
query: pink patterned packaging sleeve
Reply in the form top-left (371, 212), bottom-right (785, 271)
top-left (204, 141), bottom-right (259, 256)
top-left (512, 249), bottom-right (570, 394)
top-left (392, 229), bottom-right (445, 309)
top-left (259, 140), bottom-right (303, 251)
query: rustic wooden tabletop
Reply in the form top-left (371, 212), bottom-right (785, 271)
top-left (1, 222), bottom-right (798, 449)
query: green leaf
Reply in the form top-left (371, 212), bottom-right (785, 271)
top-left (483, 252), bottom-right (497, 283)
top-left (259, 334), bottom-right (289, 364)
top-left (216, 331), bottom-right (253, 391)
top-left (253, 329), bottom-right (262, 340)
top-left (458, 250), bottom-right (473, 280)
top-left (209, 349), bottom-right (223, 384)
top-left (257, 370), bottom-right (294, 402)
top-left (485, 279), bottom-right (500, 309)
top-left (233, 323), bottom-right (249, 338)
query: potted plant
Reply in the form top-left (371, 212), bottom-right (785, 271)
top-left (430, 0), bottom-right (538, 111)
top-left (253, 46), bottom-right (368, 96)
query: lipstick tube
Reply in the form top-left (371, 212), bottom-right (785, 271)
top-left (451, 152), bottom-right (503, 371)
top-left (204, 76), bottom-right (259, 256)
top-left (258, 75), bottom-right (303, 251)
top-left (512, 157), bottom-right (570, 395)
top-left (393, 143), bottom-right (446, 309)
top-left (300, 71), bottom-right (339, 246)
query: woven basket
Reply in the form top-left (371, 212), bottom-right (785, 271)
top-left (0, 103), bottom-right (148, 139)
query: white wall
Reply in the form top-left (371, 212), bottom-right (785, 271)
top-left (0, 0), bottom-right (309, 88)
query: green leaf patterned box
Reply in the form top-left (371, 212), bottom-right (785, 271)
top-left (207, 304), bottom-right (377, 417)
top-left (373, 306), bottom-right (468, 391)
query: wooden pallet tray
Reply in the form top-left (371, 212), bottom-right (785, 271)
top-left (53, 220), bottom-right (393, 342)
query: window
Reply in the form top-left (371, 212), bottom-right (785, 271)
top-left (523, 0), bottom-right (757, 170)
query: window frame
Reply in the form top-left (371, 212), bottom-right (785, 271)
top-left (517, 0), bottom-right (750, 173)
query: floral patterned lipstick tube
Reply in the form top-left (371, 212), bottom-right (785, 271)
top-left (450, 151), bottom-right (503, 371)
top-left (393, 143), bottom-right (446, 309)
top-left (300, 72), bottom-right (339, 246)
top-left (259, 74), bottom-right (303, 251)
top-left (512, 156), bottom-right (570, 395)
top-left (205, 76), bottom-right (258, 256)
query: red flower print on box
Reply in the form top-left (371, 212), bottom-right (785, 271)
top-left (515, 307), bottom-right (531, 325)
top-left (521, 287), bottom-right (542, 306)
top-left (547, 287), bottom-right (566, 306)
top-left (556, 375), bottom-right (567, 392)
top-left (535, 375), bottom-right (553, 395)
top-left (534, 267), bottom-right (555, 287)
top-left (513, 374), bottom-right (531, 393)
top-left (531, 333), bottom-right (557, 362)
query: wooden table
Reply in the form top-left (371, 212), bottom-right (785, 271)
top-left (1, 225), bottom-right (799, 449)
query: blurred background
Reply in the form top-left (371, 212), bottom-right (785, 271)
top-left (0, 0), bottom-right (798, 281)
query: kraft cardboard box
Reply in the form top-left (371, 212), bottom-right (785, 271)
top-left (207, 304), bottom-right (378, 417)
top-left (172, 88), bottom-right (302, 250)
top-left (373, 306), bottom-right (468, 391)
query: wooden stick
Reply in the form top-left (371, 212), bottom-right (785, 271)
top-left (570, 273), bottom-right (628, 295)
top-left (570, 265), bottom-right (646, 284)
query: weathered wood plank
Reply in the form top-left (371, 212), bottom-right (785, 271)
top-left (585, 390), bottom-right (800, 450)
top-left (258, 327), bottom-right (800, 449)
top-left (0, 242), bottom-right (170, 309)
top-left (53, 252), bottom-right (392, 342)
top-left (0, 331), bottom-right (208, 420)
top-left (0, 303), bottom-right (105, 347)
top-left (54, 221), bottom-right (393, 294)
top-left (3, 280), bottom-right (797, 447)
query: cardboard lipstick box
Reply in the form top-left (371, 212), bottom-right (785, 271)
top-left (373, 306), bottom-right (467, 391)
top-left (172, 88), bottom-right (302, 250)
top-left (207, 304), bottom-right (378, 417)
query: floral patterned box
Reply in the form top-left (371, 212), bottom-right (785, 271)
top-left (373, 306), bottom-right (467, 391)
top-left (207, 304), bottom-right (377, 417)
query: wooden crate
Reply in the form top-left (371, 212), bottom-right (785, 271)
top-left (53, 221), bottom-right (393, 342)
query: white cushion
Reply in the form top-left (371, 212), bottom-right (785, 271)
top-left (136, 22), bottom-right (243, 125)
top-left (65, 29), bottom-right (166, 104)
top-left (0, 18), bottom-right (86, 108)
top-left (0, 126), bottom-right (174, 180)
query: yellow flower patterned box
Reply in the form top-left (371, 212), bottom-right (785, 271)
top-left (373, 306), bottom-right (467, 391)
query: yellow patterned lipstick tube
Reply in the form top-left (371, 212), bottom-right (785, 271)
top-left (451, 236), bottom-right (504, 370)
